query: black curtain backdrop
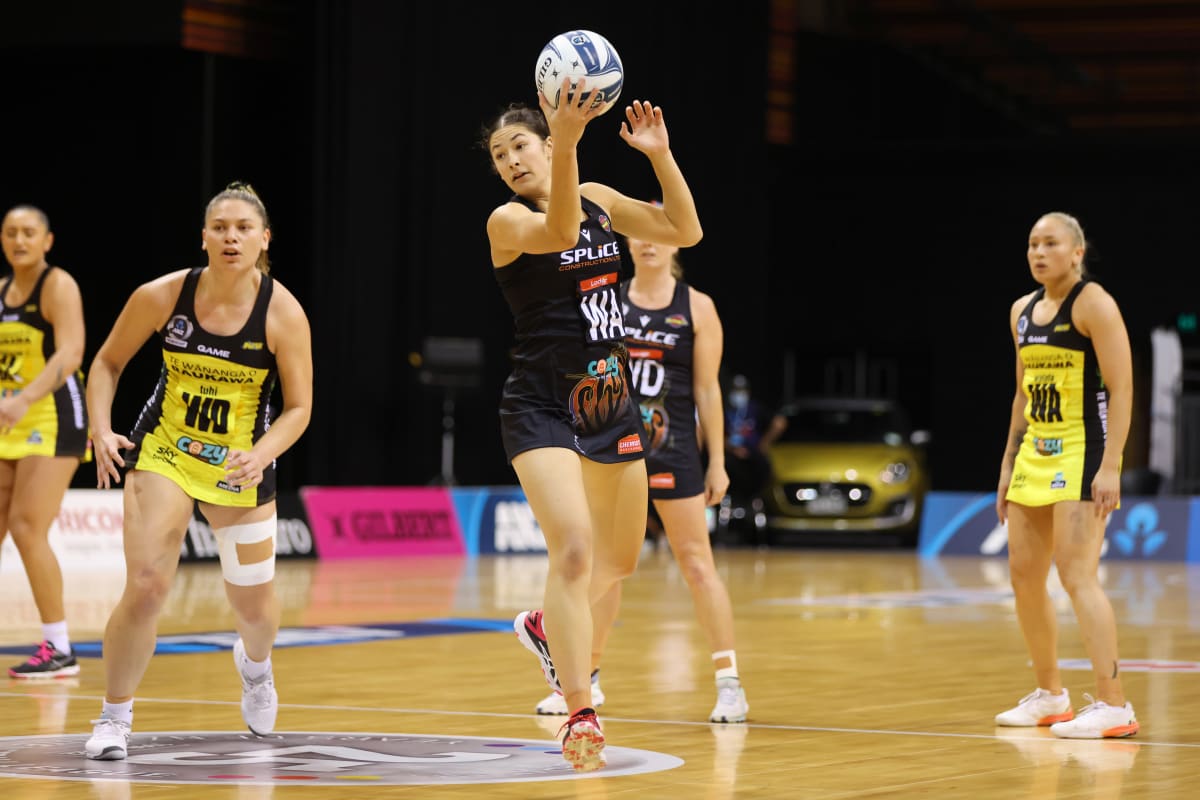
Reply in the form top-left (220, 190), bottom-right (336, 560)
top-left (307, 2), bottom-right (770, 488)
top-left (2, 3), bottom-right (1192, 495)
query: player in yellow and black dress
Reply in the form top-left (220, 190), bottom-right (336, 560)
top-left (995, 211), bottom-right (1139, 740)
top-left (483, 86), bottom-right (702, 770)
top-left (1006, 280), bottom-right (1109, 507)
top-left (123, 265), bottom-right (279, 507)
top-left (83, 183), bottom-right (312, 761)
top-left (0, 205), bottom-right (90, 679)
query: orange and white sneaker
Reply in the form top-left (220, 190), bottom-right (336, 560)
top-left (1050, 695), bottom-right (1139, 739)
top-left (558, 707), bottom-right (605, 772)
top-left (995, 688), bottom-right (1074, 727)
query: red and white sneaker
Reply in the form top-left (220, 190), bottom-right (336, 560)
top-left (514, 610), bottom-right (559, 692)
top-left (558, 707), bottom-right (605, 772)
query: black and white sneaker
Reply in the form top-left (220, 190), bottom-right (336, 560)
top-left (8, 641), bottom-right (80, 679)
top-left (85, 718), bottom-right (131, 760)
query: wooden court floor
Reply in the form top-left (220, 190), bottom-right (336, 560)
top-left (1, 543), bottom-right (1198, 798)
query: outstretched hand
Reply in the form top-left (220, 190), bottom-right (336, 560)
top-left (618, 100), bottom-right (670, 156)
top-left (539, 76), bottom-right (605, 148)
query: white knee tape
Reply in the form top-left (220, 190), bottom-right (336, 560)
top-left (214, 515), bottom-right (277, 586)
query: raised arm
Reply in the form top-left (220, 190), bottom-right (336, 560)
top-left (584, 101), bottom-right (703, 248)
top-left (487, 78), bottom-right (605, 263)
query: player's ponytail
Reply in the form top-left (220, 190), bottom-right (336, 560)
top-left (1041, 211), bottom-right (1087, 277)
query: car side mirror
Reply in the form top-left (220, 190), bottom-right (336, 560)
top-left (911, 430), bottom-right (931, 446)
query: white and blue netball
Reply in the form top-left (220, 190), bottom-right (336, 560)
top-left (534, 30), bottom-right (624, 115)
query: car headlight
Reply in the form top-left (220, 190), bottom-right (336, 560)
top-left (879, 461), bottom-right (910, 484)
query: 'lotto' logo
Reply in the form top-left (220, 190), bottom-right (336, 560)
top-left (579, 272), bottom-right (618, 292)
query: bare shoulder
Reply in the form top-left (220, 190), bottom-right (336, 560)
top-left (131, 268), bottom-right (191, 308)
top-left (488, 199), bottom-right (526, 223)
top-left (38, 267), bottom-right (83, 325)
top-left (486, 198), bottom-right (533, 239)
top-left (44, 265), bottom-right (81, 293)
top-left (687, 286), bottom-right (721, 337)
top-left (1073, 280), bottom-right (1124, 334)
top-left (1076, 280), bottom-right (1119, 311)
top-left (581, 182), bottom-right (620, 214)
top-left (1011, 289), bottom-right (1038, 313)
top-left (1009, 290), bottom-right (1036, 324)
top-left (267, 277), bottom-right (309, 324)
top-left (688, 285), bottom-right (718, 317)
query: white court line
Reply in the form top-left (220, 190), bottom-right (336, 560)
top-left (1, 690), bottom-right (1196, 749)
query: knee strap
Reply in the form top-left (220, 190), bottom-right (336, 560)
top-left (214, 515), bottom-right (277, 586)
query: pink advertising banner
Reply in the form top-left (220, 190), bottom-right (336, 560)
top-left (300, 486), bottom-right (465, 559)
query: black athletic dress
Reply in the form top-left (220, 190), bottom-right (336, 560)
top-left (494, 196), bottom-right (646, 463)
top-left (621, 279), bottom-right (704, 498)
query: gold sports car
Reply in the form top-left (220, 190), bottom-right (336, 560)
top-left (763, 396), bottom-right (931, 545)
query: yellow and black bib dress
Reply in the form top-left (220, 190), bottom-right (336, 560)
top-left (0, 266), bottom-right (90, 460)
top-left (127, 267), bottom-right (277, 507)
top-left (1006, 280), bottom-right (1111, 506)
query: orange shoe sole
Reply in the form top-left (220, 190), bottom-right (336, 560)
top-left (1101, 721), bottom-right (1139, 738)
top-left (1037, 711), bottom-right (1075, 725)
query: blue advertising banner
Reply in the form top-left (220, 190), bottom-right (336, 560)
top-left (918, 492), bottom-right (1200, 562)
top-left (449, 486), bottom-right (547, 556)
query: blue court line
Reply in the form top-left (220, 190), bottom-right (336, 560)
top-left (0, 618), bottom-right (510, 658)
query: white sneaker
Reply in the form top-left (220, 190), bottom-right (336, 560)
top-left (995, 688), bottom-right (1074, 727)
top-left (536, 673), bottom-right (605, 715)
top-left (709, 677), bottom-right (749, 723)
top-left (234, 638), bottom-right (278, 735)
top-left (1050, 694), bottom-right (1139, 739)
top-left (85, 718), bottom-right (131, 760)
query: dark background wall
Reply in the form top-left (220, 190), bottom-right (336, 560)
top-left (2, 1), bottom-right (1194, 494)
